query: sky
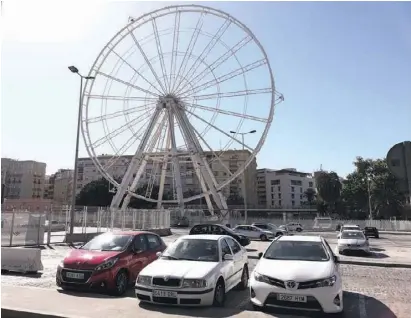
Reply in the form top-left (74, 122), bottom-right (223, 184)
top-left (1, 1), bottom-right (410, 178)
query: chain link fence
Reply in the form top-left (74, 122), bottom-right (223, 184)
top-left (1, 206), bottom-right (171, 247)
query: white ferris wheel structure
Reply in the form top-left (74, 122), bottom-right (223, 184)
top-left (80, 5), bottom-right (284, 214)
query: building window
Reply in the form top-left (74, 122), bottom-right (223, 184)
top-left (271, 180), bottom-right (280, 185)
top-left (291, 186), bottom-right (295, 192)
top-left (291, 194), bottom-right (295, 199)
top-left (271, 193), bottom-right (274, 199)
top-left (278, 200), bottom-right (282, 206)
top-left (278, 193), bottom-right (282, 199)
top-left (278, 186), bottom-right (281, 192)
top-left (300, 194), bottom-right (303, 200)
top-left (300, 187), bottom-right (303, 193)
top-left (292, 200), bottom-right (295, 206)
top-left (309, 182), bottom-right (313, 187)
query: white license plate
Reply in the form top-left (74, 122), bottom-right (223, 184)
top-left (152, 290), bottom-right (178, 298)
top-left (277, 294), bottom-right (307, 303)
top-left (66, 272), bottom-right (84, 279)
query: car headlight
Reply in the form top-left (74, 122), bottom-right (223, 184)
top-left (254, 271), bottom-right (271, 284)
top-left (136, 275), bottom-right (152, 286)
top-left (95, 257), bottom-right (119, 271)
top-left (182, 279), bottom-right (207, 288)
top-left (58, 261), bottom-right (64, 268)
top-left (315, 275), bottom-right (336, 287)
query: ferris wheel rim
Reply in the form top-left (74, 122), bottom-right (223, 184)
top-left (80, 4), bottom-right (278, 202)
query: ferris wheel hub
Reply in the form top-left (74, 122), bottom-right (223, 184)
top-left (157, 95), bottom-right (183, 110)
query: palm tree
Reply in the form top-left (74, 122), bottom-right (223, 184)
top-left (303, 188), bottom-right (316, 206)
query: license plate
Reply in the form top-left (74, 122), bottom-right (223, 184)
top-left (152, 290), bottom-right (178, 298)
top-left (66, 272), bottom-right (84, 279)
top-left (277, 294), bottom-right (307, 303)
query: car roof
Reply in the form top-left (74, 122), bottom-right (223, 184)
top-left (341, 229), bottom-right (363, 233)
top-left (179, 234), bottom-right (227, 241)
top-left (110, 231), bottom-right (156, 236)
top-left (343, 225), bottom-right (359, 227)
top-left (277, 235), bottom-right (322, 242)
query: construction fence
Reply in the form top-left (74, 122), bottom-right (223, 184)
top-left (1, 206), bottom-right (171, 247)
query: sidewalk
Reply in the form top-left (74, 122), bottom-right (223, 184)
top-left (1, 286), bottom-right (265, 318)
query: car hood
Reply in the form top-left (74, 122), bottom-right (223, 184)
top-left (63, 249), bottom-right (122, 269)
top-left (338, 238), bottom-right (367, 245)
top-left (140, 259), bottom-right (219, 279)
top-left (255, 258), bottom-right (334, 281)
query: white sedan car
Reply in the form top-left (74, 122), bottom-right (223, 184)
top-left (337, 230), bottom-right (370, 255)
top-left (135, 234), bottom-right (249, 306)
top-left (250, 235), bottom-right (343, 315)
top-left (233, 225), bottom-right (275, 241)
top-left (337, 224), bottom-right (360, 238)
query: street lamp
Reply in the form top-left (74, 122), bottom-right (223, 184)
top-left (366, 174), bottom-right (373, 220)
top-left (229, 130), bottom-right (256, 224)
top-left (68, 66), bottom-right (95, 235)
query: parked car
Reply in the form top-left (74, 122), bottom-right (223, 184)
top-left (337, 230), bottom-right (370, 255)
top-left (56, 231), bottom-right (166, 296)
top-left (233, 225), bottom-right (275, 241)
top-left (251, 223), bottom-right (288, 237)
top-left (171, 216), bottom-right (190, 228)
top-left (250, 235), bottom-right (343, 314)
top-left (337, 224), bottom-right (361, 238)
top-left (363, 226), bottom-right (379, 238)
top-left (285, 222), bottom-right (303, 232)
top-left (45, 220), bottom-right (66, 232)
top-left (189, 224), bottom-right (250, 247)
top-left (135, 234), bottom-right (249, 306)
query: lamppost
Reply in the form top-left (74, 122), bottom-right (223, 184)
top-left (229, 130), bottom-right (256, 224)
top-left (68, 66), bottom-right (95, 235)
top-left (366, 174), bottom-right (373, 220)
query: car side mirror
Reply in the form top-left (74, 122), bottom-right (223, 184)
top-left (223, 254), bottom-right (234, 261)
top-left (156, 251), bottom-right (162, 258)
top-left (258, 252), bottom-right (263, 259)
top-left (334, 255), bottom-right (339, 263)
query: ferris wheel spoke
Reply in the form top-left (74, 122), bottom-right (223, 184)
top-left (180, 59), bottom-right (267, 97)
top-left (86, 94), bottom-right (158, 102)
top-left (172, 13), bottom-right (205, 94)
top-left (177, 19), bottom-right (231, 94)
top-left (97, 72), bottom-right (161, 98)
top-left (189, 122), bottom-right (233, 177)
top-left (111, 50), bottom-right (164, 96)
top-left (91, 109), bottom-right (153, 148)
top-left (183, 107), bottom-right (254, 151)
top-left (86, 104), bottom-right (155, 124)
top-left (174, 35), bottom-right (252, 96)
top-left (183, 101), bottom-right (268, 123)
top-left (186, 88), bottom-right (272, 101)
top-left (128, 29), bottom-right (167, 94)
top-left (151, 18), bottom-right (170, 93)
top-left (169, 11), bottom-right (181, 92)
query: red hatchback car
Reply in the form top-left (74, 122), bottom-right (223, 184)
top-left (56, 231), bottom-right (166, 296)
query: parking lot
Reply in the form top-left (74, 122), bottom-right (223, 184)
top-left (2, 229), bottom-right (411, 317)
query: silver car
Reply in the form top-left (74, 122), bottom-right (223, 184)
top-left (233, 225), bottom-right (275, 241)
top-left (337, 230), bottom-right (370, 255)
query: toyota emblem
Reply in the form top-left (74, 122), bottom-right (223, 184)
top-left (164, 276), bottom-right (169, 282)
top-left (285, 280), bottom-right (297, 289)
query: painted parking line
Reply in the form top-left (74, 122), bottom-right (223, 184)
top-left (358, 294), bottom-right (367, 318)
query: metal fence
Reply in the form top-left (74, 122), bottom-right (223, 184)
top-left (1, 206), bottom-right (171, 247)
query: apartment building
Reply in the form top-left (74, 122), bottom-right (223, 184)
top-left (257, 168), bottom-right (316, 209)
top-left (52, 169), bottom-right (74, 205)
top-left (1, 158), bottom-right (47, 200)
top-left (76, 149), bottom-right (258, 206)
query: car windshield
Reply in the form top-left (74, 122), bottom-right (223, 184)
top-left (80, 233), bottom-right (132, 251)
top-left (161, 239), bottom-right (219, 262)
top-left (341, 231), bottom-right (365, 239)
top-left (264, 241), bottom-right (329, 262)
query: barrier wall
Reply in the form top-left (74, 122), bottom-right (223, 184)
top-left (1, 247), bottom-right (43, 273)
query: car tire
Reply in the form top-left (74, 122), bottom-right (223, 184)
top-left (112, 270), bottom-right (128, 296)
top-left (296, 228), bottom-right (302, 232)
top-left (236, 265), bottom-right (249, 290)
top-left (252, 304), bottom-right (263, 311)
top-left (213, 278), bottom-right (226, 307)
top-left (260, 234), bottom-right (268, 241)
top-left (375, 235), bottom-right (379, 238)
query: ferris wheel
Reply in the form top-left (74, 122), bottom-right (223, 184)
top-left (81, 4), bottom-right (284, 213)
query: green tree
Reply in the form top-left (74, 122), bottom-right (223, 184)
top-left (315, 171), bottom-right (342, 215)
top-left (303, 187), bottom-right (316, 205)
top-left (341, 157), bottom-right (405, 219)
top-left (75, 178), bottom-right (114, 206)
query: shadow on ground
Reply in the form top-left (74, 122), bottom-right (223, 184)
top-left (1, 270), bottom-right (42, 278)
top-left (341, 251), bottom-right (389, 259)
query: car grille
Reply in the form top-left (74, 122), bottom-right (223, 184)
top-left (298, 280), bottom-right (320, 289)
top-left (265, 276), bottom-right (285, 288)
top-left (152, 277), bottom-right (181, 287)
top-left (265, 293), bottom-right (322, 310)
top-left (61, 269), bottom-right (92, 284)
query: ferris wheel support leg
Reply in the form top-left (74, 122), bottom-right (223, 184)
top-left (173, 106), bottom-right (225, 213)
top-left (157, 134), bottom-right (171, 209)
top-left (167, 110), bottom-right (185, 210)
top-left (110, 108), bottom-right (162, 209)
top-left (120, 157), bottom-right (148, 210)
top-left (193, 165), bottom-right (213, 212)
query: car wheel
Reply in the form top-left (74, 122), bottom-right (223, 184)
top-left (296, 228), bottom-right (302, 232)
top-left (260, 234), bottom-right (268, 241)
top-left (252, 304), bottom-right (263, 311)
top-left (375, 235), bottom-right (379, 238)
top-left (236, 266), bottom-right (249, 290)
top-left (213, 279), bottom-right (226, 307)
top-left (112, 270), bottom-right (128, 296)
